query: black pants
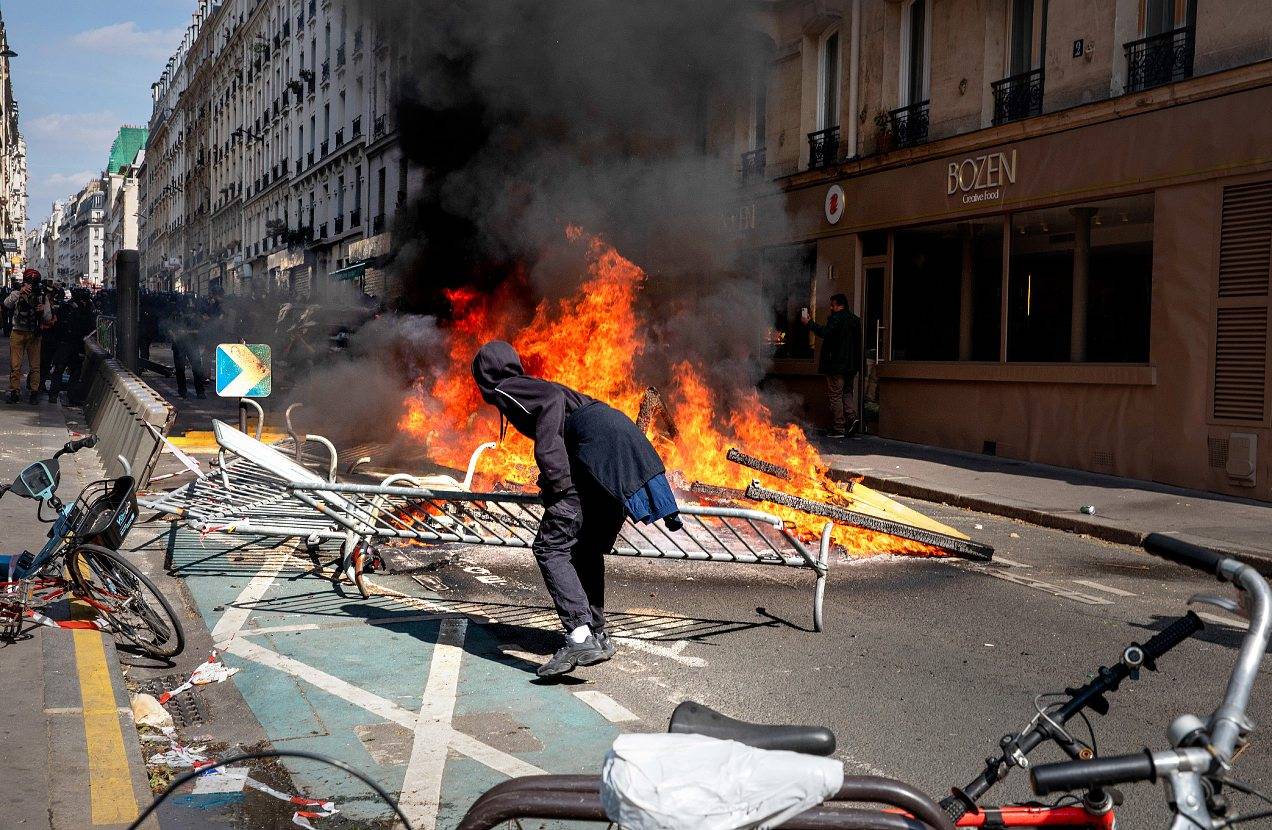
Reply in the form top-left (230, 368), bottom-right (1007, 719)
top-left (173, 340), bottom-right (206, 397)
top-left (533, 475), bottom-right (626, 633)
top-left (46, 342), bottom-right (82, 400)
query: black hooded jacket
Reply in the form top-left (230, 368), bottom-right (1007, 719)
top-left (471, 341), bottom-right (666, 505)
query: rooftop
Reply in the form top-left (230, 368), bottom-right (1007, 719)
top-left (107, 126), bottom-right (148, 174)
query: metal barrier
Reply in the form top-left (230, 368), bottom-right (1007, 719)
top-left (81, 341), bottom-right (175, 487)
top-left (143, 420), bottom-right (833, 630)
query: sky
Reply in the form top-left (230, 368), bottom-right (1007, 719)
top-left (4, 0), bottom-right (195, 229)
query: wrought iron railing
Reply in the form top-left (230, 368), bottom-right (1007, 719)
top-left (889, 100), bottom-right (929, 148)
top-left (352, 116), bottom-right (362, 137)
top-left (740, 147), bottom-right (766, 182)
top-left (992, 68), bottom-right (1044, 124)
top-left (807, 127), bottom-right (839, 169)
top-left (374, 114), bottom-right (386, 138)
top-left (1125, 26), bottom-right (1194, 92)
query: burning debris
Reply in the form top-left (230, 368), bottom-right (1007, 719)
top-left (637, 387), bottom-right (679, 440)
top-left (688, 482), bottom-right (747, 502)
top-left (725, 447), bottom-right (793, 481)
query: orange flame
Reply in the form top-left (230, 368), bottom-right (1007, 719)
top-left (399, 229), bottom-right (938, 557)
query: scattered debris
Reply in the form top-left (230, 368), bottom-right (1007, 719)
top-left (131, 693), bottom-right (175, 730)
top-left (726, 447), bottom-right (793, 481)
top-left (148, 737), bottom-right (211, 770)
top-left (158, 651), bottom-right (241, 705)
top-left (1080, 505), bottom-right (1097, 515)
top-left (244, 775), bottom-right (339, 828)
top-left (688, 481), bottom-right (746, 501)
top-left (636, 387), bottom-right (679, 439)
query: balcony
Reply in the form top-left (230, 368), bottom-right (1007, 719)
top-left (740, 147), bottom-right (766, 182)
top-left (992, 68), bottom-right (1044, 125)
top-left (806, 127), bottom-right (839, 170)
top-left (321, 61), bottom-right (330, 83)
top-left (307, 150), bottom-right (315, 167)
top-left (1125, 26), bottom-right (1194, 93)
top-left (335, 128), bottom-right (344, 146)
top-left (373, 214), bottom-right (385, 234)
top-left (352, 116), bottom-right (362, 137)
top-left (320, 140), bottom-right (329, 156)
top-left (889, 100), bottom-right (930, 148)
top-left (335, 215), bottom-right (344, 234)
top-left (350, 209), bottom-right (361, 227)
top-left (374, 114), bottom-right (387, 138)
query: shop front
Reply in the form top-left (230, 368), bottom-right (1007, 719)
top-left (754, 80), bottom-right (1272, 500)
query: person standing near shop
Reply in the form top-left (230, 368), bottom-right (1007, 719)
top-left (4, 269), bottom-right (54, 404)
top-left (802, 293), bottom-right (862, 438)
top-left (46, 288), bottom-right (96, 405)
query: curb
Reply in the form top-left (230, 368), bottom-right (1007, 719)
top-left (826, 468), bottom-right (1272, 574)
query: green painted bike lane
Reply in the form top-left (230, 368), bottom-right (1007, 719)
top-left (167, 529), bottom-right (622, 826)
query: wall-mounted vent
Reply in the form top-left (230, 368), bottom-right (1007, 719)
top-left (1208, 436), bottom-right (1230, 469)
top-left (1090, 450), bottom-right (1115, 469)
top-left (1218, 181), bottom-right (1272, 299)
top-left (1213, 306), bottom-right (1268, 421)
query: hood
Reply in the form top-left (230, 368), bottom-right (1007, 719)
top-left (472, 340), bottom-right (525, 403)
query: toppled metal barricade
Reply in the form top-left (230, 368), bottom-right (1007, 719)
top-left (143, 420), bottom-right (833, 630)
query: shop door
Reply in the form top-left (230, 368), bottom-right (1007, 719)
top-left (860, 263), bottom-right (886, 435)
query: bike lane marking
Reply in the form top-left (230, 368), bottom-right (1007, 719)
top-left (170, 529), bottom-right (623, 828)
top-left (574, 690), bottom-right (640, 723)
top-left (1072, 579), bottom-right (1137, 598)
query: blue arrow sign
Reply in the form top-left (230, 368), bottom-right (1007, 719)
top-left (216, 344), bottom-right (272, 398)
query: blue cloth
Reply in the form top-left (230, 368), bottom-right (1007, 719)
top-left (625, 473), bottom-right (679, 525)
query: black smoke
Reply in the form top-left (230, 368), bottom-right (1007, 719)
top-left (357, 0), bottom-right (785, 389)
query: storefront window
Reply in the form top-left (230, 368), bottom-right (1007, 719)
top-left (1008, 194), bottom-right (1153, 362)
top-left (892, 218), bottom-right (1002, 360)
top-left (763, 245), bottom-right (815, 359)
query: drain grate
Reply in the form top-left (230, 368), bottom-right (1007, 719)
top-left (138, 674), bottom-right (208, 729)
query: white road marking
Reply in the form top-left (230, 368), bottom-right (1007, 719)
top-left (613, 636), bottom-right (707, 667)
top-left (234, 612), bottom-right (448, 637)
top-left (574, 690), bottom-right (639, 723)
top-left (1072, 579), bottom-right (1137, 597)
top-left (1197, 611), bottom-right (1250, 630)
top-left (991, 555), bottom-right (1033, 569)
top-left (400, 618), bottom-right (468, 830)
top-left (950, 561), bottom-right (1113, 606)
top-left (210, 544), bottom-right (297, 643)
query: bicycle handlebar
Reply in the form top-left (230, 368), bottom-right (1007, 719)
top-left (1143, 533), bottom-right (1225, 577)
top-left (1140, 611), bottom-right (1204, 665)
top-left (55, 435), bottom-right (97, 458)
top-left (1031, 751), bottom-right (1157, 795)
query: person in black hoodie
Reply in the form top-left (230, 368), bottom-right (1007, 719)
top-left (471, 340), bottom-right (681, 677)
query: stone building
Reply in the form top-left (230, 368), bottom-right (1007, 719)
top-left (0, 9), bottom-right (26, 281)
top-left (728, 0), bottom-right (1272, 499)
top-left (142, 0), bottom-right (415, 298)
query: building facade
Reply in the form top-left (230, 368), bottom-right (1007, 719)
top-left (141, 0), bottom-right (414, 298)
top-left (0, 9), bottom-right (26, 280)
top-left (731, 0), bottom-right (1272, 500)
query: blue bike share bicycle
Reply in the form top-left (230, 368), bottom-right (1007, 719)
top-left (0, 434), bottom-right (184, 658)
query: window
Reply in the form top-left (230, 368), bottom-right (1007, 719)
top-left (817, 29), bottom-right (840, 130)
top-left (1008, 194), bottom-right (1153, 363)
top-left (1145, 0), bottom-right (1176, 36)
top-left (892, 218), bottom-right (1003, 361)
top-left (353, 165), bottom-right (362, 213)
top-left (376, 166), bottom-right (386, 217)
top-left (900, 0), bottom-right (930, 106)
top-left (336, 175), bottom-right (345, 216)
top-left (1008, 0), bottom-right (1041, 75)
top-left (886, 194), bottom-right (1153, 365)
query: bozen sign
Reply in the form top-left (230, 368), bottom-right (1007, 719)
top-left (946, 149), bottom-right (1018, 204)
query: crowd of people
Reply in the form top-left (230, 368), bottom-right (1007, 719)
top-left (3, 268), bottom-right (97, 405)
top-left (3, 269), bottom-right (384, 406)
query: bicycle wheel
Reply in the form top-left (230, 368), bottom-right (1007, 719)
top-left (67, 544), bottom-right (186, 658)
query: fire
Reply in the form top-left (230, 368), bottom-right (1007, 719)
top-left (398, 229), bottom-right (938, 557)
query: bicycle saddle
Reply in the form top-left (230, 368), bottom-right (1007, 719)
top-left (668, 701), bottom-right (837, 756)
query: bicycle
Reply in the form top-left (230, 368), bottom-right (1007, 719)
top-left (1, 435), bottom-right (185, 659)
top-left (1029, 534), bottom-right (1271, 829)
top-left (456, 534), bottom-right (1255, 829)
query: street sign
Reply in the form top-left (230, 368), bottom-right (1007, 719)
top-left (1, 238), bottom-right (18, 252)
top-left (216, 344), bottom-right (272, 398)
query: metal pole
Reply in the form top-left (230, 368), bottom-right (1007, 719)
top-left (116, 249), bottom-right (140, 373)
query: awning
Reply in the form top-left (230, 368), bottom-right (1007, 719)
top-left (330, 261), bottom-right (367, 281)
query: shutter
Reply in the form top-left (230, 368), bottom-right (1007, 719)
top-left (1212, 181), bottom-right (1272, 423)
top-left (1218, 182), bottom-right (1272, 298)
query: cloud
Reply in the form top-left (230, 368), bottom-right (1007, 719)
top-left (28, 111), bottom-right (120, 147)
top-left (71, 21), bottom-right (185, 61)
top-left (45, 170), bottom-right (96, 190)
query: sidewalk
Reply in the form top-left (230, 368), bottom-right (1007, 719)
top-left (0, 343), bottom-right (156, 828)
top-left (818, 434), bottom-right (1272, 568)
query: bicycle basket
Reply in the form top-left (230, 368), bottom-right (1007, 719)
top-left (68, 476), bottom-right (138, 550)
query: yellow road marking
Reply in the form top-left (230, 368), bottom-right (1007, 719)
top-left (72, 628), bottom-right (139, 824)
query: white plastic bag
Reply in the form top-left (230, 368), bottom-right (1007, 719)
top-left (600, 733), bottom-right (844, 830)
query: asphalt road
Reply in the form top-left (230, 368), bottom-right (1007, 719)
top-left (370, 497), bottom-right (1272, 828)
top-left (129, 488), bottom-right (1271, 829)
